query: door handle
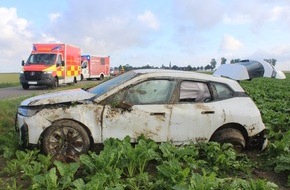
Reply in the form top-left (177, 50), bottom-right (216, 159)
top-left (201, 111), bottom-right (215, 114)
top-left (150, 112), bottom-right (165, 116)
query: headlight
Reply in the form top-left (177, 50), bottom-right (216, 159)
top-left (18, 107), bottom-right (40, 117)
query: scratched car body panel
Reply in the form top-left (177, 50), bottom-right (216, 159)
top-left (16, 69), bottom-right (268, 157)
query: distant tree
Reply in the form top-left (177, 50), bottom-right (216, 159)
top-left (221, 57), bottom-right (227, 65)
top-left (186, 65), bottom-right (192, 71)
top-left (264, 58), bottom-right (277, 66)
top-left (124, 64), bottom-right (133, 71)
top-left (205, 64), bottom-right (211, 70)
top-left (200, 66), bottom-right (204, 70)
top-left (230, 59), bottom-right (241, 64)
top-left (210, 59), bottom-right (217, 70)
top-left (141, 64), bottom-right (152, 69)
top-left (171, 65), bottom-right (179, 70)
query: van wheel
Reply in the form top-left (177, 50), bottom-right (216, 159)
top-left (211, 128), bottom-right (245, 151)
top-left (42, 120), bottom-right (90, 158)
top-left (50, 78), bottom-right (58, 89)
top-left (22, 83), bottom-right (29, 90)
top-left (53, 78), bottom-right (59, 88)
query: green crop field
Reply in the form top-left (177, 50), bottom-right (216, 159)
top-left (0, 73), bottom-right (289, 189)
top-left (0, 73), bottom-right (20, 88)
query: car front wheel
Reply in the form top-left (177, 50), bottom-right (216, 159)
top-left (42, 120), bottom-right (90, 158)
top-left (211, 128), bottom-right (246, 151)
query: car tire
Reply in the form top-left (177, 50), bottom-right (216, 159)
top-left (22, 83), bottom-right (29, 90)
top-left (211, 128), bottom-right (245, 151)
top-left (42, 120), bottom-right (90, 158)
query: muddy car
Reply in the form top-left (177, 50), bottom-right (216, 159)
top-left (16, 69), bottom-right (268, 157)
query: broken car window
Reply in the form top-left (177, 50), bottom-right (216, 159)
top-left (102, 79), bottom-right (176, 106)
top-left (124, 79), bottom-right (176, 104)
top-left (211, 83), bottom-right (233, 99)
top-left (179, 81), bottom-right (211, 102)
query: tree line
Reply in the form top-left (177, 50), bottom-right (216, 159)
top-left (114, 58), bottom-right (277, 72)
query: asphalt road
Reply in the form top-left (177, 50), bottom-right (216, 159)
top-left (0, 80), bottom-right (100, 100)
top-left (0, 86), bottom-right (51, 100)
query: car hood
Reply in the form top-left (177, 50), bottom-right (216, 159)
top-left (21, 88), bottom-right (95, 106)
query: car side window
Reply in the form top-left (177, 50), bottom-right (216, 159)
top-left (104, 79), bottom-right (175, 105)
top-left (179, 81), bottom-right (211, 102)
top-left (211, 83), bottom-right (233, 99)
top-left (124, 80), bottom-right (175, 104)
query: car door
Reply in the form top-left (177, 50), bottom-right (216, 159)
top-left (101, 79), bottom-right (176, 142)
top-left (170, 80), bottom-right (223, 143)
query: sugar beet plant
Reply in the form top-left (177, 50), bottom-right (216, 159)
top-left (241, 73), bottom-right (290, 186)
top-left (0, 74), bottom-right (289, 189)
top-left (1, 137), bottom-right (279, 189)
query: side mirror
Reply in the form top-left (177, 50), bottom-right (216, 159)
top-left (21, 60), bottom-right (25, 66)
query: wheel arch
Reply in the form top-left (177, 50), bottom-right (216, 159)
top-left (99, 73), bottom-right (105, 80)
top-left (39, 118), bottom-right (94, 148)
top-left (209, 123), bottom-right (249, 144)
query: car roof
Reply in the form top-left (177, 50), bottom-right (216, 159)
top-left (130, 69), bottom-right (245, 92)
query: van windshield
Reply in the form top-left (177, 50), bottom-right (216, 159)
top-left (26, 54), bottom-right (56, 65)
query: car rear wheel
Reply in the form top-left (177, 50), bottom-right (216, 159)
top-left (42, 120), bottom-right (90, 158)
top-left (211, 128), bottom-right (245, 151)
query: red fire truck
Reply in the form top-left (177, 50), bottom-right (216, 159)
top-left (20, 43), bottom-right (81, 89)
top-left (81, 55), bottom-right (110, 80)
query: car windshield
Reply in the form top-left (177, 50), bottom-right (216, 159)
top-left (87, 70), bottom-right (138, 97)
top-left (26, 54), bottom-right (56, 65)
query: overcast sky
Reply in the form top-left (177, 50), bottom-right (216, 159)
top-left (1, 0), bottom-right (290, 73)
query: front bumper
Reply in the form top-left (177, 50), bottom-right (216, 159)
top-left (15, 107), bottom-right (54, 148)
top-left (20, 72), bottom-right (55, 86)
top-left (247, 130), bottom-right (268, 150)
top-left (15, 114), bottom-right (29, 148)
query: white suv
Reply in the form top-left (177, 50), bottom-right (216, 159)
top-left (16, 69), bottom-right (268, 157)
